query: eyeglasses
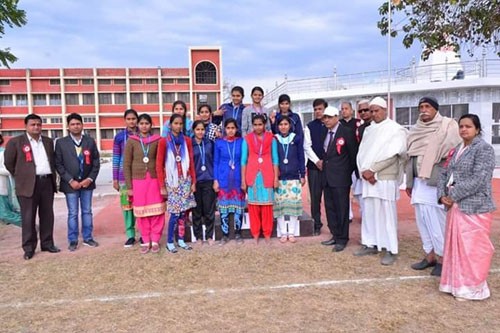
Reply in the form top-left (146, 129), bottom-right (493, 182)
top-left (359, 108), bottom-right (371, 113)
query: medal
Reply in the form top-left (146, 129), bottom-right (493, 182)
top-left (231, 164), bottom-right (235, 170)
top-left (258, 157), bottom-right (263, 164)
top-left (175, 155), bottom-right (182, 162)
top-left (283, 158), bottom-right (289, 164)
top-left (139, 134), bottom-right (151, 165)
top-left (201, 165), bottom-right (206, 171)
top-left (143, 157), bottom-right (149, 163)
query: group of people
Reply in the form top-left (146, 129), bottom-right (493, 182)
top-left (1, 85), bottom-right (496, 302)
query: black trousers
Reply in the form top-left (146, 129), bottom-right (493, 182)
top-left (18, 176), bottom-right (55, 253)
top-left (307, 168), bottom-right (325, 230)
top-left (192, 180), bottom-right (216, 239)
top-left (324, 185), bottom-right (350, 245)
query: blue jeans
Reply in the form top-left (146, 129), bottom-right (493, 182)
top-left (65, 189), bottom-right (94, 243)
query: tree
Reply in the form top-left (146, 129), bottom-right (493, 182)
top-left (377, 0), bottom-right (500, 59)
top-left (0, 0), bottom-right (27, 68)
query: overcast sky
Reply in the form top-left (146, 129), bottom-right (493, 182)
top-left (4, 0), bottom-right (425, 102)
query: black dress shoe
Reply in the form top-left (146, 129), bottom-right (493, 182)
top-left (332, 244), bottom-right (346, 252)
top-left (23, 251), bottom-right (34, 260)
top-left (430, 263), bottom-right (442, 276)
top-left (41, 245), bottom-right (61, 253)
top-left (321, 237), bottom-right (336, 246)
top-left (411, 258), bottom-right (436, 270)
top-left (313, 228), bottom-right (321, 236)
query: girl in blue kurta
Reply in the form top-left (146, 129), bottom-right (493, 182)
top-left (161, 100), bottom-right (193, 137)
top-left (213, 118), bottom-right (245, 245)
top-left (273, 116), bottom-right (306, 243)
top-left (241, 114), bottom-right (279, 244)
top-left (191, 120), bottom-right (216, 244)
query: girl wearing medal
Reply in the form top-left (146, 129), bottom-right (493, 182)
top-left (123, 114), bottom-right (165, 254)
top-left (241, 86), bottom-right (272, 136)
top-left (161, 100), bottom-right (193, 137)
top-left (214, 86), bottom-right (245, 135)
top-left (270, 94), bottom-right (304, 138)
top-left (157, 114), bottom-right (197, 253)
top-left (213, 118), bottom-right (245, 245)
top-left (273, 116), bottom-right (306, 243)
top-left (191, 120), bottom-right (216, 245)
top-left (241, 114), bottom-right (279, 244)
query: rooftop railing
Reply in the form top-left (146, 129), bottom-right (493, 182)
top-left (263, 58), bottom-right (500, 104)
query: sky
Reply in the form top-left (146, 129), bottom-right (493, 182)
top-left (3, 0), bottom-right (425, 102)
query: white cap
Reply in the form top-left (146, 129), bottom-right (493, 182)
top-left (323, 106), bottom-right (339, 117)
top-left (369, 97), bottom-right (387, 109)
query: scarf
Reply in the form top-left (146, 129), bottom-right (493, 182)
top-left (166, 133), bottom-right (189, 187)
top-left (357, 118), bottom-right (408, 181)
top-left (407, 113), bottom-right (461, 178)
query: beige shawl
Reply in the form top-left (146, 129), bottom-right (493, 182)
top-left (407, 113), bottom-right (461, 178)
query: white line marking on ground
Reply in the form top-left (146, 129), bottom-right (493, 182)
top-left (2, 269), bottom-right (500, 309)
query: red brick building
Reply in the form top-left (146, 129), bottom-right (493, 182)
top-left (0, 46), bottom-right (222, 150)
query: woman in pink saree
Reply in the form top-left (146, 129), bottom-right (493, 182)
top-left (437, 114), bottom-right (496, 301)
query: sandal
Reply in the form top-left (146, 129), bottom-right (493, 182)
top-left (179, 244), bottom-right (193, 251)
top-left (279, 236), bottom-right (287, 243)
top-left (288, 235), bottom-right (296, 243)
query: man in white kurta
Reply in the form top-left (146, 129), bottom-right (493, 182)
top-left (354, 97), bottom-right (407, 265)
top-left (406, 96), bottom-right (461, 276)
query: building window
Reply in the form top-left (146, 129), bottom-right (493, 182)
top-left (492, 103), bottom-right (500, 144)
top-left (33, 94), bottom-right (47, 106)
top-left (82, 93), bottom-right (95, 105)
top-left (85, 129), bottom-right (96, 138)
top-left (101, 129), bottom-right (115, 139)
top-left (177, 92), bottom-right (190, 102)
top-left (196, 93), bottom-right (217, 111)
top-left (64, 79), bottom-right (78, 85)
top-left (81, 79), bottom-right (94, 85)
top-left (42, 118), bottom-right (48, 124)
top-left (0, 79), bottom-right (10, 85)
top-left (162, 92), bottom-right (175, 103)
top-left (147, 92), bottom-right (159, 104)
top-left (83, 116), bottom-right (96, 123)
top-left (177, 78), bottom-right (190, 84)
top-left (115, 93), bottom-right (126, 105)
top-left (2, 130), bottom-right (24, 137)
top-left (162, 78), bottom-right (174, 84)
top-left (195, 61), bottom-right (217, 84)
top-left (16, 94), bottom-right (28, 106)
top-left (0, 95), bottom-right (13, 106)
top-left (114, 79), bottom-right (126, 85)
top-left (98, 79), bottom-right (112, 85)
top-left (50, 117), bottom-right (63, 124)
top-left (51, 130), bottom-right (63, 139)
top-left (65, 94), bottom-right (79, 105)
top-left (145, 78), bottom-right (158, 84)
top-left (130, 93), bottom-right (143, 104)
top-left (99, 93), bottom-right (112, 105)
top-left (49, 94), bottom-right (61, 105)
top-left (130, 78), bottom-right (143, 85)
top-left (439, 104), bottom-right (468, 121)
top-left (49, 79), bottom-right (60, 85)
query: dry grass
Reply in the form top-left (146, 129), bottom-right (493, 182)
top-left (1, 234), bottom-right (500, 333)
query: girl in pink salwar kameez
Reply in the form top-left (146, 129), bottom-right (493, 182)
top-left (124, 114), bottom-right (166, 254)
top-left (437, 114), bottom-right (496, 301)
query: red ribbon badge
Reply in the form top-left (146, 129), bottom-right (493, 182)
top-left (355, 121), bottom-right (362, 142)
top-left (83, 149), bottom-right (91, 165)
top-left (443, 148), bottom-right (456, 168)
top-left (23, 144), bottom-right (32, 162)
top-left (336, 137), bottom-right (345, 155)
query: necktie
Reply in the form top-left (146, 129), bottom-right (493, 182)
top-left (324, 131), bottom-right (334, 152)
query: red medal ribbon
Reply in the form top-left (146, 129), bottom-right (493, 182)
top-left (443, 148), bottom-right (456, 168)
top-left (336, 137), bottom-right (345, 155)
top-left (83, 149), bottom-right (91, 165)
top-left (23, 144), bottom-right (32, 162)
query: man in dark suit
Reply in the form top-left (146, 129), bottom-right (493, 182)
top-left (55, 113), bottom-right (100, 251)
top-left (4, 114), bottom-right (60, 260)
top-left (321, 106), bottom-right (358, 252)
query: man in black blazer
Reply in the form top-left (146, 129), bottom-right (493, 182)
top-left (321, 106), bottom-right (358, 252)
top-left (4, 114), bottom-right (60, 260)
top-left (55, 113), bottom-right (100, 251)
